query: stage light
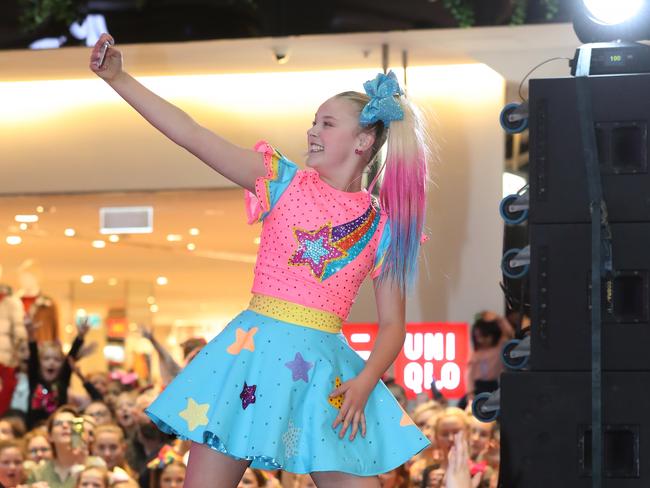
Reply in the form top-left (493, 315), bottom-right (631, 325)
top-left (573, 0), bottom-right (650, 44)
top-left (583, 0), bottom-right (644, 25)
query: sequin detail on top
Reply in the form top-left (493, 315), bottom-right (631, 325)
top-left (288, 204), bottom-right (380, 281)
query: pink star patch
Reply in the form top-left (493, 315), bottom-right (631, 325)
top-left (289, 223), bottom-right (345, 279)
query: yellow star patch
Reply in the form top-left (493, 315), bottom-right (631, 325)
top-left (328, 376), bottom-right (344, 410)
top-left (179, 397), bottom-right (209, 432)
top-left (227, 327), bottom-right (258, 355)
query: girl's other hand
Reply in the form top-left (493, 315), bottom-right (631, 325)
top-left (89, 33), bottom-right (121, 80)
top-left (445, 432), bottom-right (472, 488)
top-left (329, 374), bottom-right (375, 441)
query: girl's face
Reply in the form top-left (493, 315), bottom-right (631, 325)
top-left (160, 463), bottom-right (186, 488)
top-left (473, 329), bottom-right (494, 349)
top-left (0, 447), bottom-right (23, 487)
top-left (27, 435), bottom-right (53, 462)
top-left (237, 468), bottom-right (261, 487)
top-left (306, 97), bottom-right (364, 172)
top-left (115, 394), bottom-right (136, 429)
top-left (469, 419), bottom-right (494, 459)
top-left (91, 431), bottom-right (124, 469)
top-left (40, 346), bottom-right (64, 382)
top-left (435, 415), bottom-right (467, 455)
top-left (426, 467), bottom-right (446, 488)
top-left (0, 421), bottom-right (13, 440)
top-left (77, 468), bottom-right (107, 488)
top-left (422, 414), bottom-right (439, 445)
top-left (85, 402), bottom-right (112, 426)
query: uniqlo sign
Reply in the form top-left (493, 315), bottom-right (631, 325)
top-left (342, 322), bottom-right (469, 400)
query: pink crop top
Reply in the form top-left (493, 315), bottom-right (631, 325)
top-left (245, 141), bottom-right (391, 320)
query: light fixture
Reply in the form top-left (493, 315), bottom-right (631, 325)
top-left (186, 243), bottom-right (196, 251)
top-left (156, 276), bottom-right (168, 286)
top-left (189, 228), bottom-right (200, 236)
top-left (108, 235), bottom-right (120, 243)
top-left (36, 206), bottom-right (44, 213)
top-left (147, 296), bottom-right (156, 305)
top-left (149, 304), bottom-right (159, 313)
top-left (108, 278), bottom-right (118, 286)
top-left (5, 236), bottom-right (22, 245)
top-left (64, 228), bottom-right (76, 237)
top-left (92, 240), bottom-right (106, 249)
top-left (80, 275), bottom-right (95, 284)
top-left (583, 0), bottom-right (644, 25)
top-left (573, 0), bottom-right (650, 44)
top-left (253, 237), bottom-right (261, 245)
top-left (19, 223), bottom-right (28, 231)
top-left (15, 215), bottom-right (38, 223)
top-left (166, 234), bottom-right (182, 242)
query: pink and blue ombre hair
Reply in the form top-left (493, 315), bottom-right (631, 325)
top-left (336, 91), bottom-right (431, 293)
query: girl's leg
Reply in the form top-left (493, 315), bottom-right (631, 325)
top-left (311, 471), bottom-right (380, 488)
top-left (184, 442), bottom-right (251, 488)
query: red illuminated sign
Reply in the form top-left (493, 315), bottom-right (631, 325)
top-left (342, 322), bottom-right (469, 400)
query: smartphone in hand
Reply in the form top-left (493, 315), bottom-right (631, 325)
top-left (71, 417), bottom-right (85, 449)
top-left (98, 41), bottom-right (111, 68)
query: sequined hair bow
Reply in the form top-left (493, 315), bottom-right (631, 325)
top-left (147, 445), bottom-right (184, 470)
top-left (359, 70), bottom-right (404, 127)
top-left (109, 370), bottom-right (138, 385)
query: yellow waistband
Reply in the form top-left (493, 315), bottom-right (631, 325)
top-left (248, 295), bottom-right (342, 333)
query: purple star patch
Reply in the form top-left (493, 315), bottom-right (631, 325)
top-left (285, 352), bottom-right (314, 382)
top-left (240, 382), bottom-right (257, 410)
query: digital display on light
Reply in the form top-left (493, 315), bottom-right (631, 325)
top-left (605, 52), bottom-right (626, 66)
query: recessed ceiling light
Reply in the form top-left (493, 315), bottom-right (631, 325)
top-left (92, 240), bottom-right (106, 249)
top-left (80, 275), bottom-right (94, 284)
top-left (253, 237), bottom-right (261, 245)
top-left (36, 206), bottom-right (44, 213)
top-left (5, 236), bottom-right (22, 245)
top-left (19, 223), bottom-right (28, 231)
top-left (156, 276), bottom-right (168, 286)
top-left (166, 234), bottom-right (182, 242)
top-left (186, 243), bottom-right (196, 251)
top-left (15, 215), bottom-right (38, 223)
top-left (149, 304), bottom-right (159, 313)
top-left (189, 228), bottom-right (200, 236)
top-left (108, 278), bottom-right (118, 286)
top-left (64, 228), bottom-right (76, 237)
top-left (108, 235), bottom-right (120, 243)
top-left (147, 296), bottom-right (156, 305)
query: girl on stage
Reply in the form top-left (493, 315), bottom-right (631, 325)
top-left (90, 33), bottom-right (432, 487)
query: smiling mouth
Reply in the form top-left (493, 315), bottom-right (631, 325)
top-left (309, 143), bottom-right (324, 153)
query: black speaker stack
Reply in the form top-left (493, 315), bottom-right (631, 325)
top-left (497, 73), bottom-right (650, 487)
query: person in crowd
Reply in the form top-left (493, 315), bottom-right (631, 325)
top-left (409, 410), bottom-right (443, 487)
top-left (434, 408), bottom-right (469, 468)
top-left (1, 411), bottom-right (27, 440)
top-left (0, 340), bottom-right (30, 416)
top-left (378, 465), bottom-right (409, 488)
top-left (419, 464), bottom-right (444, 488)
top-left (146, 446), bottom-right (185, 488)
top-left (26, 405), bottom-right (97, 488)
top-left (0, 439), bottom-right (25, 487)
top-left (237, 467), bottom-right (267, 487)
top-left (23, 427), bottom-right (53, 464)
top-left (384, 379), bottom-right (408, 412)
top-left (91, 423), bottom-right (138, 485)
top-left (136, 418), bottom-right (175, 488)
top-left (75, 466), bottom-right (110, 488)
top-left (411, 401), bottom-right (443, 432)
top-left (461, 312), bottom-right (514, 410)
top-left (0, 419), bottom-right (15, 440)
top-left (25, 318), bottom-right (89, 429)
top-left (90, 30), bottom-right (432, 487)
top-left (83, 401), bottom-right (114, 427)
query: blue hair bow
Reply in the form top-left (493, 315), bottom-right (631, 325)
top-left (359, 70), bottom-right (404, 127)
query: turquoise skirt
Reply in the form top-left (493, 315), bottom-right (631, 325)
top-left (145, 307), bottom-right (430, 475)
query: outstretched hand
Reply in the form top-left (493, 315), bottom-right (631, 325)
top-left (329, 374), bottom-right (375, 441)
top-left (89, 33), bottom-right (121, 81)
top-left (445, 432), bottom-right (472, 488)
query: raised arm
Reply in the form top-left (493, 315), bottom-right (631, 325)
top-left (89, 33), bottom-right (266, 192)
